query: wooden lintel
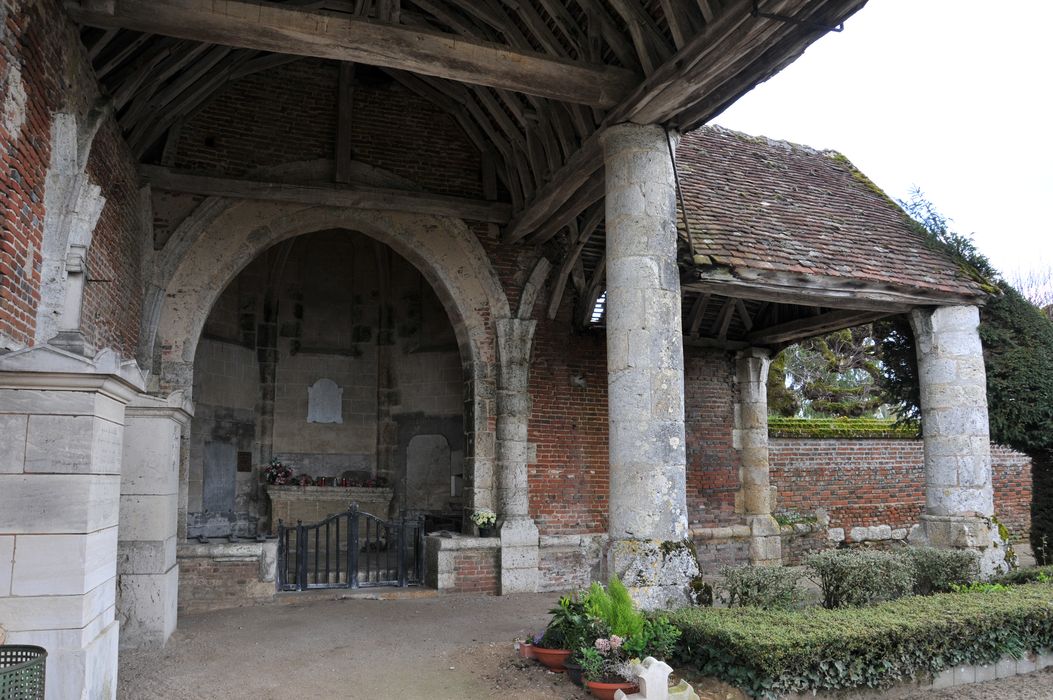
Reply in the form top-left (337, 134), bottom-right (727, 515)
top-left (66, 0), bottom-right (639, 108)
top-left (141, 165), bottom-right (512, 223)
top-left (747, 309), bottom-right (889, 346)
top-left (683, 267), bottom-right (981, 313)
top-left (683, 335), bottom-right (749, 351)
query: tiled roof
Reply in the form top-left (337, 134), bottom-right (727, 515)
top-left (676, 126), bottom-right (984, 300)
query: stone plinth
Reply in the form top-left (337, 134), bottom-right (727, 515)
top-left (266, 486), bottom-right (394, 532)
top-left (0, 345), bottom-right (143, 700)
top-left (601, 123), bottom-right (696, 608)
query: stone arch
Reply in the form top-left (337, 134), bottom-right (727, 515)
top-left (154, 198), bottom-right (510, 515)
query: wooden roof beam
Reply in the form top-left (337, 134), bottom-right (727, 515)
top-left (65, 0), bottom-right (640, 108)
top-left (141, 165), bottom-right (512, 223)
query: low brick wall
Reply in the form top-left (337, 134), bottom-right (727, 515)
top-left (425, 535), bottom-right (500, 594)
top-left (770, 439), bottom-right (1032, 542)
top-left (177, 542), bottom-right (277, 615)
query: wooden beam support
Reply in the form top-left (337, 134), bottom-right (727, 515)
top-left (683, 266), bottom-right (983, 313)
top-left (66, 0), bottom-right (639, 108)
top-left (747, 309), bottom-right (888, 346)
top-left (140, 165), bottom-right (512, 223)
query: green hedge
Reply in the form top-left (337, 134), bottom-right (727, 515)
top-left (666, 583), bottom-right (1053, 698)
top-left (767, 417), bottom-right (919, 439)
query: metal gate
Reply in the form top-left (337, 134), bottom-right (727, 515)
top-left (276, 504), bottom-right (425, 591)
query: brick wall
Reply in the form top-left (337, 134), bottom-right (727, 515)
top-left (0, 0), bottom-right (143, 355)
top-left (770, 439), bottom-right (1032, 542)
top-left (177, 554), bottom-right (275, 615)
top-left (173, 60), bottom-right (481, 199)
top-left (685, 347), bottom-right (741, 527)
top-left (451, 548), bottom-right (499, 594)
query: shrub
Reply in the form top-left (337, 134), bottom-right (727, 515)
top-left (623, 615), bottom-right (681, 660)
top-left (584, 577), bottom-right (645, 640)
top-left (666, 582), bottom-right (1053, 699)
top-left (993, 564), bottom-right (1053, 586)
top-left (901, 546), bottom-right (979, 595)
top-left (806, 549), bottom-right (914, 608)
top-left (719, 565), bottom-right (800, 610)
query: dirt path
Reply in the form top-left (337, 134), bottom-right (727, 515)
top-left (119, 593), bottom-right (1053, 699)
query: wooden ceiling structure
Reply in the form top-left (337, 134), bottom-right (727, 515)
top-left (68, 0), bottom-right (874, 350)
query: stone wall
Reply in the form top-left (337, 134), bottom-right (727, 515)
top-left (189, 230), bottom-right (464, 535)
top-left (685, 348), bottom-right (742, 527)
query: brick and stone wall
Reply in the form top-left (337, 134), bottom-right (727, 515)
top-left (770, 439), bottom-right (1032, 542)
top-left (0, 0), bottom-right (144, 354)
top-left (176, 542), bottom-right (277, 615)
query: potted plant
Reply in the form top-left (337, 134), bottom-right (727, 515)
top-left (578, 637), bottom-right (639, 699)
top-left (514, 634), bottom-right (535, 660)
top-left (470, 508), bottom-right (497, 537)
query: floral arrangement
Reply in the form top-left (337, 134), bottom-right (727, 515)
top-left (470, 508), bottom-right (497, 528)
top-left (578, 635), bottom-right (639, 683)
top-left (263, 458), bottom-right (293, 485)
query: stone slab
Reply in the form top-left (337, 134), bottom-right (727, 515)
top-left (117, 566), bottom-right (178, 649)
top-left (0, 474), bottom-right (120, 534)
top-left (12, 527), bottom-right (119, 596)
top-left (0, 414), bottom-right (28, 473)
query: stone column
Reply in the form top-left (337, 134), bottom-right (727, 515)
top-left (735, 348), bottom-right (782, 566)
top-left (601, 123), bottom-right (697, 609)
top-left (0, 346), bottom-right (141, 700)
top-left (495, 318), bottom-right (540, 594)
top-left (116, 390), bottom-right (192, 649)
top-left (909, 305), bottom-right (1006, 576)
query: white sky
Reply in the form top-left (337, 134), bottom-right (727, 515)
top-left (712, 0), bottom-right (1053, 289)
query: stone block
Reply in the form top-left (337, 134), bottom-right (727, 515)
top-left (995, 657), bottom-right (1016, 679)
top-left (121, 416), bottom-right (182, 495)
top-left (12, 527), bottom-right (118, 596)
top-left (827, 528), bottom-right (845, 542)
top-left (118, 537), bottom-right (177, 575)
top-left (0, 414), bottom-right (27, 473)
top-left (118, 494), bottom-right (177, 543)
top-left (24, 414), bottom-right (122, 475)
top-left (1016, 654), bottom-right (1037, 674)
top-left (953, 664), bottom-right (975, 685)
top-left (0, 536), bottom-right (13, 594)
top-left (974, 663), bottom-right (997, 682)
top-left (931, 668), bottom-right (955, 689)
top-left (849, 526), bottom-right (868, 542)
top-left (0, 474), bottom-right (120, 534)
top-left (117, 566), bottom-right (178, 649)
top-left (0, 576), bottom-right (115, 631)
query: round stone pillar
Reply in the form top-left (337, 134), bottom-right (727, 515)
top-left (909, 305), bottom-right (1006, 576)
top-left (601, 123), bottom-right (696, 608)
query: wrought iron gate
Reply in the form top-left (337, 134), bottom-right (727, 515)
top-left (276, 504), bottom-right (425, 591)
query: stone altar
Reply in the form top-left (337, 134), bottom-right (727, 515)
top-left (266, 485), bottom-right (394, 533)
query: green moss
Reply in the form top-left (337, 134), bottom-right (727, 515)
top-left (768, 417), bottom-right (919, 439)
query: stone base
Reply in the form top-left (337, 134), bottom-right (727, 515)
top-left (6, 618), bottom-right (120, 700)
top-left (607, 539), bottom-right (700, 610)
top-left (909, 514), bottom-right (1008, 578)
top-left (499, 518), bottom-right (539, 594)
top-left (747, 514), bottom-right (783, 566)
top-left (117, 566), bottom-right (178, 649)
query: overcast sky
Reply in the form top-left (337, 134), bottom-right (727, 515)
top-left (712, 0), bottom-right (1052, 294)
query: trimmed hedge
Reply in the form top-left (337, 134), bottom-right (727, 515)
top-left (666, 583), bottom-right (1053, 699)
top-left (767, 417), bottom-right (919, 439)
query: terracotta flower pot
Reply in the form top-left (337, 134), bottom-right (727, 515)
top-left (531, 646), bottom-right (572, 672)
top-left (517, 641), bottom-right (535, 659)
top-left (586, 680), bottom-right (639, 700)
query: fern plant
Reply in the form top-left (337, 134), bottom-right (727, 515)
top-left (584, 577), bottom-right (645, 640)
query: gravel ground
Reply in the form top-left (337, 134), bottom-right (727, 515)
top-left (119, 591), bottom-right (1053, 699)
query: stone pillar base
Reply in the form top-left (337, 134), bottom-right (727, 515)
top-left (500, 518), bottom-right (540, 594)
top-left (117, 567), bottom-right (178, 649)
top-left (909, 514), bottom-right (1008, 578)
top-left (607, 539), bottom-right (699, 610)
top-left (747, 514), bottom-right (782, 566)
